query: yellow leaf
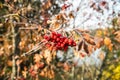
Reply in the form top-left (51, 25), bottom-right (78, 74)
top-left (113, 65), bottom-right (120, 73)
top-left (102, 71), bottom-right (111, 78)
top-left (108, 64), bottom-right (115, 70)
top-left (95, 30), bottom-right (103, 37)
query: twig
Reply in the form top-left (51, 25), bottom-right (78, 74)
top-left (0, 14), bottom-right (18, 19)
top-left (16, 40), bottom-right (46, 59)
top-left (106, 57), bottom-right (120, 65)
top-left (11, 18), bottom-right (16, 80)
top-left (73, 0), bottom-right (82, 28)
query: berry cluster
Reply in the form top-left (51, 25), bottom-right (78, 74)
top-left (44, 32), bottom-right (76, 51)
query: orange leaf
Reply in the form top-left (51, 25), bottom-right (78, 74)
top-left (63, 63), bottom-right (70, 71)
top-left (108, 44), bottom-right (113, 51)
top-left (104, 37), bottom-right (111, 46)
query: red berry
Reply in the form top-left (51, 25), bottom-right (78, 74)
top-left (51, 34), bottom-right (54, 38)
top-left (68, 42), bottom-right (72, 45)
top-left (57, 42), bottom-right (61, 46)
top-left (45, 43), bottom-right (51, 48)
top-left (64, 46), bottom-right (68, 51)
top-left (61, 43), bottom-right (64, 47)
top-left (81, 53), bottom-right (85, 57)
top-left (72, 42), bottom-right (76, 46)
top-left (57, 33), bottom-right (62, 37)
top-left (44, 35), bottom-right (48, 39)
top-left (44, 35), bottom-right (50, 41)
top-left (52, 31), bottom-right (56, 35)
top-left (68, 39), bottom-right (73, 45)
top-left (68, 39), bottom-right (73, 43)
top-left (56, 38), bottom-right (60, 42)
top-left (60, 38), bottom-right (64, 42)
top-left (64, 38), bottom-right (69, 43)
top-left (53, 35), bottom-right (57, 39)
top-left (52, 40), bottom-right (56, 42)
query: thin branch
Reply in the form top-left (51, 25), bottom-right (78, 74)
top-left (11, 19), bottom-right (16, 80)
top-left (15, 40), bottom-right (47, 60)
top-left (0, 14), bottom-right (18, 19)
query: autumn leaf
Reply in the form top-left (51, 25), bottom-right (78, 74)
top-left (34, 54), bottom-right (43, 63)
top-left (0, 47), bottom-right (4, 56)
top-left (95, 29), bottom-right (103, 37)
top-left (7, 60), bottom-right (12, 67)
top-left (78, 40), bottom-right (83, 51)
top-left (42, 0), bottom-right (52, 10)
top-left (48, 70), bottom-right (55, 79)
top-left (39, 71), bottom-right (45, 77)
top-left (104, 37), bottom-right (111, 46)
top-left (22, 70), bottom-right (27, 78)
top-left (83, 42), bottom-right (89, 54)
top-left (69, 12), bottom-right (74, 18)
top-left (94, 37), bottom-right (104, 48)
top-left (88, 45), bottom-right (93, 54)
top-left (108, 44), bottom-right (113, 51)
top-left (83, 33), bottom-right (96, 45)
top-left (114, 30), bottom-right (120, 43)
top-left (63, 62), bottom-right (70, 72)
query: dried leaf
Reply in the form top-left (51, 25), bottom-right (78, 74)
top-left (22, 70), bottom-right (27, 78)
top-left (7, 60), bottom-right (12, 67)
top-left (83, 33), bottom-right (96, 45)
top-left (42, 0), bottom-right (52, 10)
top-left (108, 44), bottom-right (113, 51)
top-left (34, 54), bottom-right (42, 63)
top-left (88, 45), bottom-right (93, 54)
top-left (83, 42), bottom-right (89, 54)
top-left (78, 40), bottom-right (83, 51)
top-left (69, 12), bottom-right (74, 18)
top-left (94, 37), bottom-right (104, 48)
top-left (84, 38), bottom-right (96, 45)
top-left (57, 62), bottom-right (63, 67)
top-left (39, 71), bottom-right (45, 77)
top-left (48, 70), bottom-right (54, 79)
top-left (114, 30), bottom-right (120, 43)
top-left (63, 63), bottom-right (70, 71)
top-left (50, 21), bottom-right (61, 30)
top-left (0, 47), bottom-right (4, 56)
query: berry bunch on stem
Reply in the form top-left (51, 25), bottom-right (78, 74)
top-left (44, 31), bottom-right (76, 51)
